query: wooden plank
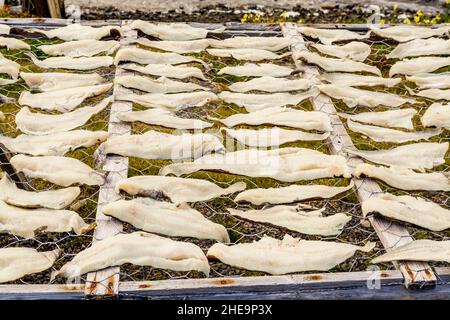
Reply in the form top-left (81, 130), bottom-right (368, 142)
top-left (46, 0), bottom-right (63, 18)
top-left (281, 22), bottom-right (437, 289)
top-left (84, 21), bottom-right (136, 297)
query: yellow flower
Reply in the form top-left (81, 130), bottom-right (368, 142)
top-left (393, 3), bottom-right (398, 11)
top-left (414, 15), bottom-right (420, 23)
top-left (241, 14), bottom-right (248, 23)
top-left (417, 9), bottom-right (423, 17)
top-left (404, 17), bottom-right (411, 24)
top-left (380, 19), bottom-right (385, 24)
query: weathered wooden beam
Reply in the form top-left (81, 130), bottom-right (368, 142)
top-left (281, 22), bottom-right (437, 289)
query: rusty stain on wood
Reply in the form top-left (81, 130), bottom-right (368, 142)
top-left (214, 279), bottom-right (235, 286)
top-left (306, 275), bottom-right (322, 281)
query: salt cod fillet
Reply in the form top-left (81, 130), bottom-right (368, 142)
top-left (134, 38), bottom-right (210, 53)
top-left (389, 56), bottom-right (450, 77)
top-left (422, 103), bottom-right (450, 129)
top-left (130, 20), bottom-right (224, 41)
top-left (346, 142), bottom-right (448, 172)
top-left (0, 36), bottom-right (30, 50)
top-left (310, 41), bottom-right (371, 61)
top-left (353, 163), bottom-right (450, 191)
top-left (160, 148), bottom-right (351, 182)
top-left (338, 109), bottom-right (416, 130)
top-left (0, 130), bottom-right (108, 156)
top-left (209, 36), bottom-right (291, 51)
top-left (0, 248), bottom-right (60, 283)
top-left (209, 106), bottom-right (332, 131)
top-left (0, 174), bottom-right (80, 209)
top-left (406, 73), bottom-right (450, 90)
top-left (387, 38), bottom-right (450, 59)
top-left (206, 48), bottom-right (290, 61)
top-left (370, 25), bottom-right (450, 42)
top-left (371, 240), bottom-right (450, 264)
top-left (410, 88), bottom-right (450, 101)
top-left (362, 193), bottom-right (450, 231)
top-left (207, 235), bottom-right (375, 274)
top-left (296, 27), bottom-right (370, 44)
top-left (15, 97), bottom-right (112, 135)
top-left (26, 52), bottom-right (113, 70)
top-left (228, 206), bottom-right (351, 236)
top-left (121, 63), bottom-right (206, 80)
top-left (317, 84), bottom-right (415, 108)
top-left (117, 91), bottom-right (218, 110)
top-left (102, 131), bottom-right (224, 160)
top-left (114, 47), bottom-right (207, 67)
top-left (11, 154), bottom-right (105, 187)
top-left (30, 24), bottom-right (123, 41)
top-left (54, 231), bottom-right (210, 278)
top-left (347, 119), bottom-right (442, 143)
top-left (228, 76), bottom-right (310, 93)
top-left (115, 75), bottom-right (208, 93)
top-left (103, 198), bottom-right (229, 242)
top-left (0, 53), bottom-right (20, 79)
top-left (0, 200), bottom-right (90, 238)
top-left (218, 63), bottom-right (294, 77)
top-left (223, 127), bottom-right (330, 147)
top-left (18, 83), bottom-right (113, 112)
top-left (20, 72), bottom-right (106, 92)
top-left (295, 51), bottom-right (381, 76)
top-left (318, 73), bottom-right (401, 88)
top-left (0, 24), bottom-right (10, 35)
top-left (38, 40), bottom-right (120, 57)
top-left (218, 90), bottom-right (318, 112)
top-left (235, 182), bottom-right (354, 205)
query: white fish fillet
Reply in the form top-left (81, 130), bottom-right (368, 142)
top-left (0, 24), bottom-right (10, 35)
top-left (218, 89), bottom-right (318, 112)
top-left (160, 148), bottom-right (351, 182)
top-left (0, 53), bottom-right (20, 79)
top-left (0, 36), bottom-right (30, 50)
top-left (295, 51), bottom-right (381, 76)
top-left (0, 248), bottom-right (60, 283)
top-left (218, 63), bottom-right (294, 78)
top-left (310, 41), bottom-right (371, 61)
top-left (229, 206), bottom-right (351, 236)
top-left (131, 20), bottom-right (224, 41)
top-left (103, 131), bottom-right (224, 160)
top-left (387, 38), bottom-right (450, 59)
top-left (0, 130), bottom-right (108, 156)
top-left (210, 37), bottom-right (291, 51)
top-left (117, 91), bottom-right (218, 110)
top-left (18, 83), bottom-right (112, 112)
top-left (20, 72), bottom-right (106, 92)
top-left (338, 109), bottom-right (416, 129)
top-left (422, 102), bottom-right (450, 129)
top-left (115, 75), bottom-right (208, 93)
top-left (223, 127), bottom-right (330, 147)
top-left (207, 234), bottom-right (375, 274)
top-left (116, 175), bottom-right (246, 204)
top-left (362, 193), bottom-right (450, 231)
top-left (228, 76), bottom-right (310, 93)
top-left (54, 231), bottom-right (210, 278)
top-left (208, 106), bottom-right (332, 131)
top-left (30, 24), bottom-right (123, 41)
top-left (371, 240), bottom-right (450, 264)
top-left (406, 73), bottom-right (450, 89)
top-left (103, 198), bottom-right (229, 242)
top-left (297, 27), bottom-right (370, 45)
top-left (206, 48), bottom-right (290, 61)
top-left (134, 38), bottom-right (210, 53)
top-left (11, 154), bottom-right (105, 187)
top-left (26, 52), bottom-right (113, 70)
top-left (117, 108), bottom-right (212, 129)
top-left (411, 88), bottom-right (450, 101)
top-left (317, 84), bottom-right (416, 108)
top-left (121, 63), bottom-right (206, 80)
top-left (347, 119), bottom-right (442, 143)
top-left (371, 25), bottom-right (450, 42)
top-left (15, 97), bottom-right (112, 135)
top-left (114, 47), bottom-right (207, 67)
top-left (38, 40), bottom-right (120, 57)
top-left (235, 182), bottom-right (354, 205)
top-left (353, 163), bottom-right (450, 191)
top-left (0, 200), bottom-right (90, 238)
top-left (318, 73), bottom-right (401, 88)
top-left (0, 174), bottom-right (80, 209)
top-left (389, 56), bottom-right (450, 77)
top-left (0, 78), bottom-right (16, 86)
top-left (346, 142), bottom-right (448, 171)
